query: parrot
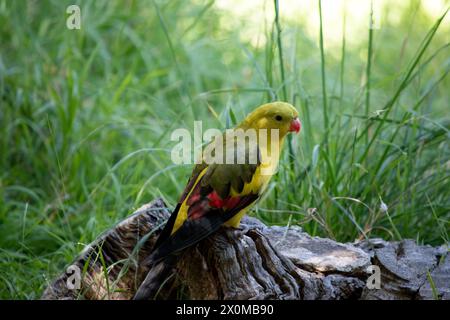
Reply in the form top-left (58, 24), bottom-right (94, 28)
top-left (133, 101), bottom-right (301, 299)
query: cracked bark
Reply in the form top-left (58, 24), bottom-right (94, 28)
top-left (41, 198), bottom-right (449, 300)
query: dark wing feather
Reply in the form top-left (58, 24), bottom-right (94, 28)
top-left (147, 194), bottom-right (258, 264)
top-left (152, 203), bottom-right (181, 250)
top-left (152, 161), bottom-right (208, 249)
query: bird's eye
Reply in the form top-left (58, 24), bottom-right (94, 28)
top-left (275, 115), bottom-right (283, 121)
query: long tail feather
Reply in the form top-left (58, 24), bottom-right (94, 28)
top-left (133, 254), bottom-right (177, 300)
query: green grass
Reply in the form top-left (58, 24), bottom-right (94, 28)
top-left (0, 0), bottom-right (449, 299)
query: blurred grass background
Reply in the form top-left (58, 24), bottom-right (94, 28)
top-left (0, 0), bottom-right (449, 298)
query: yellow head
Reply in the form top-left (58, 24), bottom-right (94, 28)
top-left (239, 101), bottom-right (301, 138)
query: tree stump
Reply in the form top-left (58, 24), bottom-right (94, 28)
top-left (41, 199), bottom-right (449, 300)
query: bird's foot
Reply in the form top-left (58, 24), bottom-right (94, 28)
top-left (235, 224), bottom-right (252, 236)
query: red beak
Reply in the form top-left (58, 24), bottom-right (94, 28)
top-left (289, 117), bottom-right (301, 133)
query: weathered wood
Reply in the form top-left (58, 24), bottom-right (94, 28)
top-left (41, 199), bottom-right (449, 300)
top-left (356, 238), bottom-right (449, 300)
top-left (41, 199), bottom-right (171, 300)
